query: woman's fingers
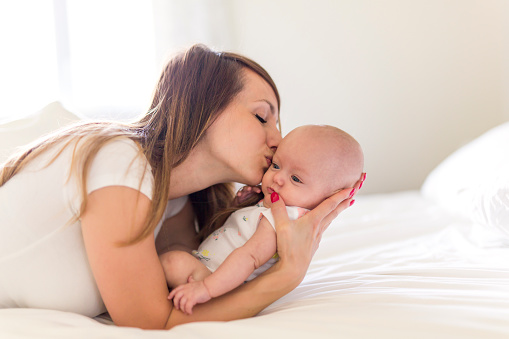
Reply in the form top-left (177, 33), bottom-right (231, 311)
top-left (268, 193), bottom-right (290, 230)
top-left (312, 172), bottom-right (366, 233)
top-left (306, 187), bottom-right (352, 230)
top-left (359, 172), bottom-right (366, 189)
top-left (318, 191), bottom-right (353, 233)
top-left (353, 172), bottom-right (366, 191)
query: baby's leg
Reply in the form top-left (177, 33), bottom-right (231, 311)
top-left (159, 250), bottom-right (211, 288)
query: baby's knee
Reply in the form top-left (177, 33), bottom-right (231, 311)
top-left (160, 250), bottom-right (198, 287)
top-left (160, 251), bottom-right (190, 274)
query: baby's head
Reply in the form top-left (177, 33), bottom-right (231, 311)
top-left (261, 125), bottom-right (364, 209)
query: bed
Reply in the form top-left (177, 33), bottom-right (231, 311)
top-left (1, 103), bottom-right (509, 338)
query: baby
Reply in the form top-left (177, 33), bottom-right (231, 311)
top-left (161, 124), bottom-right (364, 314)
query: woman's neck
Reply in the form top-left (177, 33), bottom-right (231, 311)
top-left (167, 145), bottom-right (233, 199)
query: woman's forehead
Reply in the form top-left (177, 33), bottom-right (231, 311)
top-left (242, 69), bottom-right (279, 111)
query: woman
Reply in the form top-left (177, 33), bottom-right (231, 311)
top-left (0, 44), bottom-right (363, 329)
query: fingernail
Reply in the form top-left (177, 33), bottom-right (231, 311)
top-left (349, 188), bottom-right (356, 199)
top-left (359, 181), bottom-right (363, 189)
top-left (271, 192), bottom-right (279, 203)
top-left (350, 199), bottom-right (355, 206)
top-left (362, 173), bottom-right (367, 182)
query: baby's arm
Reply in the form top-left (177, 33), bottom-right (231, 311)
top-left (169, 216), bottom-right (277, 314)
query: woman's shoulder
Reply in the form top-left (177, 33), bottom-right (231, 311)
top-left (96, 136), bottom-right (144, 156)
top-left (86, 137), bottom-right (154, 199)
top-left (92, 137), bottom-right (150, 169)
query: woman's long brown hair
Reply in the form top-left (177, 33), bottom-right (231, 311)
top-left (0, 44), bottom-right (280, 244)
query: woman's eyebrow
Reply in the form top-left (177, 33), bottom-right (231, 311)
top-left (256, 99), bottom-right (278, 121)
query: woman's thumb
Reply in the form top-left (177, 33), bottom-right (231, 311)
top-left (270, 192), bottom-right (290, 227)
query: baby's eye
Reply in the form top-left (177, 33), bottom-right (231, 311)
top-left (272, 163), bottom-right (280, 170)
top-left (255, 114), bottom-right (267, 124)
top-left (291, 175), bottom-right (302, 183)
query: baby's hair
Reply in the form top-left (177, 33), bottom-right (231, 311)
top-left (288, 124), bottom-right (364, 191)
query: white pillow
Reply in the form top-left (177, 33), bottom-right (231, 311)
top-left (421, 121), bottom-right (509, 236)
top-left (0, 102), bottom-right (80, 163)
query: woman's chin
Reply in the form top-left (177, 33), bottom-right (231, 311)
top-left (237, 172), bottom-right (263, 187)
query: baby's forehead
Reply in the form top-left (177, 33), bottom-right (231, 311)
top-left (281, 128), bottom-right (343, 159)
top-left (279, 138), bottom-right (339, 178)
top-left (279, 126), bottom-right (361, 187)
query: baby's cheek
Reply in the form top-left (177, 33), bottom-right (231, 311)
top-left (298, 189), bottom-right (326, 210)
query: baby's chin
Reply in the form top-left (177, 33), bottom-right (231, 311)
top-left (262, 195), bottom-right (272, 208)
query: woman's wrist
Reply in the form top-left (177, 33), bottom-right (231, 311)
top-left (279, 260), bottom-right (306, 286)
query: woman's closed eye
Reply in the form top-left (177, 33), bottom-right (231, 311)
top-left (255, 114), bottom-right (267, 124)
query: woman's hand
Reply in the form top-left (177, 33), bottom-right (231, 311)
top-left (270, 172), bottom-right (366, 281)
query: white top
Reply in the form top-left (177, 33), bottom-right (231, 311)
top-left (0, 138), bottom-right (187, 317)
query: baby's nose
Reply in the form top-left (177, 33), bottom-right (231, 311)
top-left (273, 173), bottom-right (284, 186)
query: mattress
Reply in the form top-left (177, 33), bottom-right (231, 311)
top-left (1, 191), bottom-right (508, 338)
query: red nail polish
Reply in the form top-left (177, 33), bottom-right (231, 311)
top-left (271, 192), bottom-right (279, 203)
top-left (362, 173), bottom-right (367, 182)
top-left (349, 188), bottom-right (356, 199)
top-left (359, 181), bottom-right (363, 189)
top-left (350, 199), bottom-right (355, 206)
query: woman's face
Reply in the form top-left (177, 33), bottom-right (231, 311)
top-left (205, 68), bottom-right (281, 186)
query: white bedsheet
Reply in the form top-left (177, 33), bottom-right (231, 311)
top-left (1, 191), bottom-right (508, 338)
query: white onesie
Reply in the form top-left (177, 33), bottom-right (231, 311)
top-left (193, 201), bottom-right (308, 281)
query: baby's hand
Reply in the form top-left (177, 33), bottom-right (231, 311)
top-left (234, 185), bottom-right (262, 206)
top-left (168, 277), bottom-right (211, 315)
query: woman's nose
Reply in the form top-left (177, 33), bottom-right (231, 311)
top-left (267, 124), bottom-right (282, 151)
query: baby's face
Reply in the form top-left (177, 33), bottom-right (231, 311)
top-left (261, 130), bottom-right (335, 210)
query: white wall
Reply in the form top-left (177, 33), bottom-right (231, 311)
top-left (225, 0), bottom-right (509, 194)
top-left (8, 1), bottom-right (506, 195)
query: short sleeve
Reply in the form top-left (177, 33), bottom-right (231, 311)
top-left (86, 138), bottom-right (154, 200)
top-left (260, 206), bottom-right (309, 230)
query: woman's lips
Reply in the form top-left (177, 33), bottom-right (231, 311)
top-left (265, 156), bottom-right (272, 167)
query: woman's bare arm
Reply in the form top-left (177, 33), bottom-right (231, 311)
top-left (81, 186), bottom-right (171, 329)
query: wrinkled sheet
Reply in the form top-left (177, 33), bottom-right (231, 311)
top-left (1, 191), bottom-right (508, 339)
